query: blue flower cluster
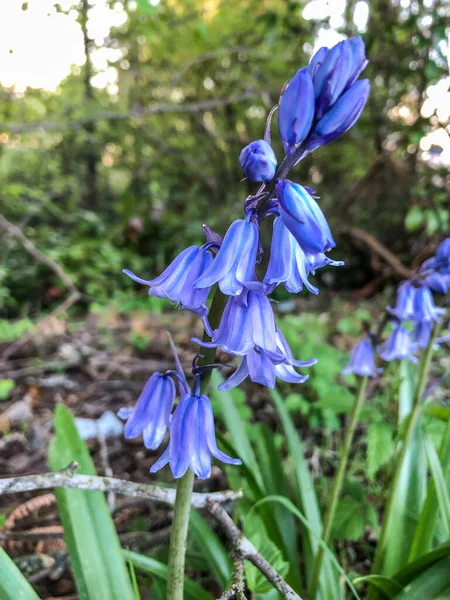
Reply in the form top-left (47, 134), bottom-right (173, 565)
top-left (121, 37), bottom-right (370, 478)
top-left (343, 238), bottom-right (450, 377)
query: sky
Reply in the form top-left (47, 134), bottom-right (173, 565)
top-left (0, 0), bottom-right (449, 165)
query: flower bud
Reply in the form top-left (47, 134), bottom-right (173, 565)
top-left (239, 139), bottom-right (277, 182)
top-left (278, 67), bottom-right (315, 155)
top-left (310, 79), bottom-right (370, 149)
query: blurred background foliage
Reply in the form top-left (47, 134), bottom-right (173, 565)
top-left (0, 0), bottom-right (449, 317)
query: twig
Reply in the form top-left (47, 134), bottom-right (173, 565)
top-left (0, 470), bottom-right (242, 509)
top-left (219, 549), bottom-right (246, 600)
top-left (1, 93), bottom-right (260, 134)
top-left (207, 502), bottom-right (302, 600)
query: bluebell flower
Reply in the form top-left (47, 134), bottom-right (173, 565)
top-left (150, 393), bottom-right (241, 479)
top-left (311, 36), bottom-right (368, 119)
top-left (426, 238), bottom-right (450, 274)
top-left (342, 336), bottom-right (379, 377)
top-left (421, 271), bottom-right (449, 294)
top-left (193, 290), bottom-right (278, 356)
top-left (264, 216), bottom-right (319, 294)
top-left (118, 373), bottom-right (175, 450)
top-left (378, 325), bottom-right (418, 363)
top-left (387, 281), bottom-right (417, 321)
top-left (194, 216), bottom-right (259, 297)
top-left (412, 320), bottom-right (433, 350)
top-left (413, 285), bottom-right (446, 323)
top-left (276, 179), bottom-right (335, 254)
top-left (239, 139), bottom-right (277, 183)
top-left (124, 244), bottom-right (213, 316)
top-left (306, 251), bottom-right (344, 273)
top-left (310, 79), bottom-right (370, 149)
top-left (278, 67), bottom-right (315, 155)
top-left (436, 324), bottom-right (450, 345)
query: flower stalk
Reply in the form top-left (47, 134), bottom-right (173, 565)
top-left (309, 375), bottom-right (368, 600)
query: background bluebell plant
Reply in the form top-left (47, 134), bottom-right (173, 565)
top-left (121, 35), bottom-right (370, 480)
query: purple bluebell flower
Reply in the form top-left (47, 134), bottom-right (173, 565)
top-left (278, 67), bottom-right (315, 155)
top-left (193, 290), bottom-right (278, 356)
top-left (378, 325), bottom-right (418, 363)
top-left (194, 216), bottom-right (259, 297)
top-left (311, 36), bottom-right (368, 119)
top-left (426, 238), bottom-right (450, 274)
top-left (150, 393), bottom-right (241, 479)
top-left (264, 216), bottom-right (319, 294)
top-left (124, 244), bottom-right (213, 316)
top-left (413, 285), bottom-right (446, 323)
top-left (421, 271), bottom-right (449, 294)
top-left (412, 320), bottom-right (434, 350)
top-left (310, 79), bottom-right (370, 149)
top-left (306, 251), bottom-right (344, 273)
top-left (387, 281), bottom-right (417, 321)
top-left (118, 373), bottom-right (175, 450)
top-left (436, 324), bottom-right (450, 345)
top-left (276, 179), bottom-right (335, 254)
top-left (239, 139), bottom-right (277, 183)
top-left (342, 336), bottom-right (379, 377)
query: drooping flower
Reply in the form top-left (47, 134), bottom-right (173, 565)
top-left (387, 281), bottom-right (417, 322)
top-left (310, 79), bottom-right (370, 149)
top-left (310, 36), bottom-right (368, 119)
top-left (425, 238), bottom-right (450, 275)
top-left (278, 66), bottom-right (315, 155)
top-left (276, 179), bottom-right (335, 254)
top-left (150, 393), bottom-right (241, 479)
top-left (342, 336), bottom-right (379, 377)
top-left (378, 325), bottom-right (418, 363)
top-left (412, 285), bottom-right (446, 323)
top-left (194, 216), bottom-right (259, 297)
top-left (412, 320), bottom-right (434, 350)
top-left (239, 139), bottom-right (277, 182)
top-left (118, 373), bottom-right (175, 450)
top-left (193, 290), bottom-right (278, 356)
top-left (421, 271), bottom-right (449, 295)
top-left (123, 244), bottom-right (213, 316)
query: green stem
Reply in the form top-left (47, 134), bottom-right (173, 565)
top-left (166, 288), bottom-right (226, 600)
top-left (308, 375), bottom-right (368, 600)
top-left (166, 469), bottom-right (195, 600)
top-left (368, 322), bottom-right (441, 598)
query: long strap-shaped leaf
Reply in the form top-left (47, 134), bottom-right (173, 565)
top-left (0, 548), bottom-right (42, 600)
top-left (48, 405), bottom-right (134, 600)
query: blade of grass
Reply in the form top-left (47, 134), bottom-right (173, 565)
top-left (48, 404), bottom-right (134, 600)
top-left (0, 548), bottom-right (42, 600)
top-left (124, 550), bottom-right (215, 600)
top-left (392, 557), bottom-right (450, 599)
top-left (353, 575), bottom-right (402, 598)
top-left (423, 435), bottom-right (450, 538)
top-left (270, 390), bottom-right (343, 600)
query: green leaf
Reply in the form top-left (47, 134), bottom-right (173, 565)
top-left (331, 499), bottom-right (365, 541)
top-left (0, 548), bottom-right (42, 600)
top-left (392, 557), bottom-right (450, 599)
top-left (367, 423), bottom-right (395, 481)
top-left (353, 575), bottom-right (402, 598)
top-left (423, 435), bottom-right (450, 539)
top-left (189, 510), bottom-right (231, 589)
top-left (395, 543), bottom-right (450, 586)
top-left (123, 550), bottom-right (215, 600)
top-left (244, 514), bottom-right (290, 595)
top-left (270, 390), bottom-right (343, 599)
top-left (0, 379), bottom-right (15, 400)
top-left (405, 206), bottom-right (423, 232)
top-left (48, 405), bottom-right (134, 600)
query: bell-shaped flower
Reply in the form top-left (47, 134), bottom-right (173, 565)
top-left (124, 244), bottom-right (213, 316)
top-left (421, 272), bottom-right (449, 295)
top-left (311, 36), bottom-right (368, 119)
top-left (427, 238), bottom-right (450, 274)
top-left (436, 324), bottom-right (450, 345)
top-left (264, 216), bottom-right (319, 294)
top-left (412, 320), bottom-right (433, 350)
top-left (276, 179), bottom-right (335, 254)
top-left (413, 285), bottom-right (446, 323)
top-left (310, 79), bottom-right (370, 149)
top-left (150, 393), bottom-right (241, 479)
top-left (193, 290), bottom-right (278, 356)
top-left (306, 251), bottom-right (344, 273)
top-left (239, 139), bottom-right (277, 183)
top-left (378, 325), bottom-right (418, 363)
top-left (278, 67), bottom-right (315, 155)
top-left (194, 216), bottom-right (259, 297)
top-left (118, 373), bottom-right (175, 450)
top-left (342, 336), bottom-right (379, 377)
top-left (387, 281), bottom-right (417, 322)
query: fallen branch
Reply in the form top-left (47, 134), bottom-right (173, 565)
top-left (208, 502), bottom-right (302, 600)
top-left (0, 468), bottom-right (242, 509)
top-left (219, 548), bottom-right (246, 600)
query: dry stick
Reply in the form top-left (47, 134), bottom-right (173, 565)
top-left (219, 549), bottom-right (246, 600)
top-left (0, 213), bottom-right (82, 360)
top-left (0, 469), bottom-right (242, 509)
top-left (208, 502), bottom-right (302, 600)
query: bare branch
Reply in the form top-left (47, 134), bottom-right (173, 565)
top-left (219, 548), bottom-right (246, 600)
top-left (0, 470), bottom-right (242, 509)
top-left (208, 502), bottom-right (302, 600)
top-left (1, 92), bottom-right (260, 134)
